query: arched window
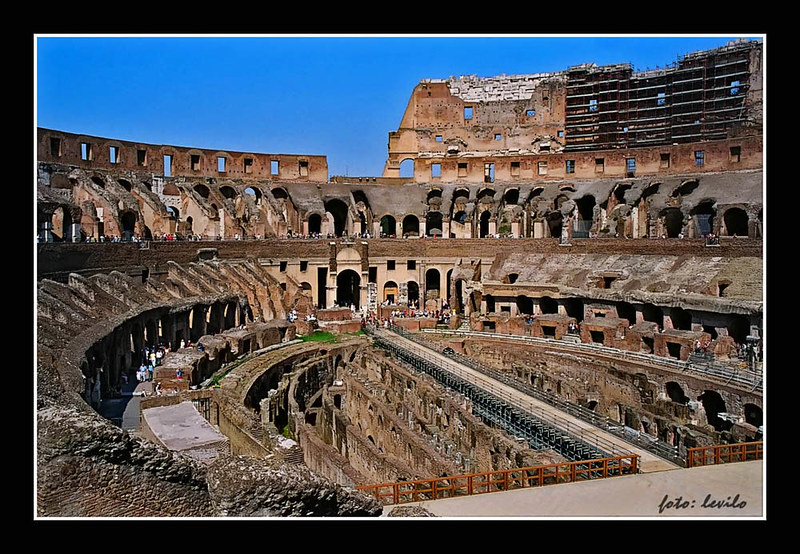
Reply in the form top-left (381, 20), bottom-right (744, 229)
top-left (402, 214), bottom-right (419, 237)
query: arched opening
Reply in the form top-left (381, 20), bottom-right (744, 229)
top-left (118, 179), bottom-right (132, 192)
top-left (166, 206), bottom-right (180, 221)
top-left (194, 184), bottom-right (211, 199)
top-left (690, 200), bottom-right (716, 237)
top-left (399, 159), bottom-right (415, 178)
top-left (563, 298), bottom-right (584, 323)
top-left (407, 281), bottom-right (420, 305)
top-left (616, 301), bottom-right (636, 326)
top-left (671, 180), bottom-right (699, 198)
top-left (546, 211), bottom-right (562, 238)
top-left (402, 214), bottom-right (419, 237)
top-left (744, 403), bottom-right (762, 428)
top-left (666, 382), bottom-right (690, 404)
top-left (504, 188), bottom-right (519, 205)
top-left (91, 176), bottom-right (106, 189)
top-left (425, 268), bottom-right (440, 298)
top-left (727, 315), bottom-right (751, 344)
top-left (120, 211), bottom-right (137, 240)
top-left (574, 195), bottom-right (595, 238)
top-left (484, 294), bottom-right (495, 313)
top-left (723, 207), bottom-right (749, 237)
top-left (452, 210), bottom-right (467, 225)
top-left (244, 186), bottom-right (262, 205)
top-left (455, 279), bottom-right (465, 314)
top-left (446, 269), bottom-right (453, 304)
top-left (554, 194), bottom-right (570, 211)
top-left (642, 304), bottom-right (663, 329)
top-left (325, 199), bottom-right (349, 237)
top-left (661, 208), bottom-right (683, 238)
top-left (308, 213), bottom-right (322, 234)
top-left (380, 215), bottom-right (396, 237)
top-left (220, 186), bottom-right (237, 199)
top-left (504, 272), bottom-right (519, 284)
top-left (699, 390), bottom-right (731, 432)
top-left (185, 216), bottom-right (194, 235)
top-left (271, 187), bottom-right (288, 200)
top-left (426, 212), bottom-right (443, 236)
top-left (539, 296), bottom-right (558, 315)
top-left (336, 269), bottom-right (361, 309)
top-left (516, 295), bottom-right (533, 315)
top-left (358, 211), bottom-right (367, 235)
top-left (479, 210), bottom-right (491, 237)
top-left (613, 183), bottom-right (632, 204)
top-left (670, 307), bottom-right (692, 331)
top-left (300, 281), bottom-right (312, 293)
top-left (383, 281), bottom-right (398, 304)
top-left (426, 188), bottom-right (442, 204)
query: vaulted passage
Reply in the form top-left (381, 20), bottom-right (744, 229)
top-left (336, 269), bottom-right (361, 309)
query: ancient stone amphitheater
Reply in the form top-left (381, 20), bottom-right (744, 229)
top-left (35, 38), bottom-right (764, 518)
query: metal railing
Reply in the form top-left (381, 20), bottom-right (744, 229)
top-left (686, 441), bottom-right (763, 468)
top-left (367, 325), bottom-right (635, 461)
top-left (356, 454), bottom-right (639, 506)
top-left (376, 325), bottom-right (685, 465)
top-left (425, 329), bottom-right (762, 391)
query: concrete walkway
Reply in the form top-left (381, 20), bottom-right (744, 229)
top-left (383, 460), bottom-right (764, 518)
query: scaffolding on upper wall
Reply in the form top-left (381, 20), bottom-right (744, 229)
top-left (563, 40), bottom-right (760, 151)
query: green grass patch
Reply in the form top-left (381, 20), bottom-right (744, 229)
top-left (299, 330), bottom-right (364, 344)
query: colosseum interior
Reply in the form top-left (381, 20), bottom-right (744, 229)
top-left (35, 37), bottom-right (764, 518)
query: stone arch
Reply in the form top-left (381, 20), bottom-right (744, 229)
top-left (554, 194), bottom-right (570, 211)
top-left (479, 210), bottom-right (491, 237)
top-left (91, 175), bottom-right (106, 189)
top-left (336, 269), bottom-right (361, 309)
top-left (194, 183), bottom-right (211, 199)
top-left (723, 207), bottom-right (749, 237)
top-left (744, 403), bottom-right (762, 428)
top-left (271, 186), bottom-right (288, 200)
top-left (383, 281), bottom-right (398, 303)
top-left (539, 296), bottom-right (558, 315)
top-left (504, 272), bottom-right (519, 284)
top-left (516, 295), bottom-right (533, 315)
top-left (665, 382), bottom-right (690, 404)
top-left (308, 213), bottom-right (323, 235)
top-left (407, 281), bottom-right (420, 305)
top-left (660, 207), bottom-right (684, 238)
top-left (546, 211), bottom-right (562, 238)
top-left (167, 206), bottom-right (180, 221)
top-left (118, 179), bottom-right (132, 192)
top-left (563, 298), bottom-right (584, 322)
top-left (452, 210), bottom-right (467, 224)
top-left (670, 307), bottom-right (692, 331)
top-left (426, 188), bottom-right (443, 204)
top-left (399, 158), bottom-right (415, 178)
top-left (504, 188), bottom-right (520, 205)
top-left (244, 186), bottom-right (263, 205)
top-left (220, 185), bottom-right (237, 199)
top-left (120, 210), bottom-right (137, 240)
top-left (690, 200), bottom-right (716, 237)
top-left (699, 390), bottom-right (731, 432)
top-left (380, 214), bottom-right (396, 237)
top-left (402, 214), bottom-right (419, 237)
top-left (426, 212), bottom-right (443, 236)
top-left (452, 187), bottom-right (470, 204)
top-left (425, 268), bottom-right (440, 298)
top-left (671, 179), bottom-right (700, 198)
top-left (575, 195), bottom-right (596, 237)
top-left (325, 199), bottom-right (350, 237)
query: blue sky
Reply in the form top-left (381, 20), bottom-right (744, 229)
top-left (35, 34), bottom-right (763, 178)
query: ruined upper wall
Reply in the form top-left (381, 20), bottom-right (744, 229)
top-left (37, 128), bottom-right (329, 183)
top-left (384, 39), bottom-right (763, 180)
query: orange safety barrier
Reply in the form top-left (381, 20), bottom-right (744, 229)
top-left (356, 454), bottom-right (639, 506)
top-left (686, 441), bottom-right (763, 468)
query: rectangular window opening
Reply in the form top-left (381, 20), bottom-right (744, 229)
top-left (300, 261), bottom-right (308, 272)
top-left (137, 149), bottom-right (147, 166)
top-left (695, 151), bottom-right (705, 166)
top-left (565, 160), bottom-right (575, 174)
top-left (271, 160), bottom-right (279, 176)
top-left (244, 158), bottom-right (253, 174)
top-left (431, 163), bottom-right (441, 178)
top-left (660, 153), bottom-right (670, 168)
top-left (164, 154), bottom-right (172, 177)
top-left (730, 80), bottom-right (740, 95)
top-left (657, 92), bottom-right (666, 106)
top-left (590, 330), bottom-right (605, 344)
top-left (464, 106), bottom-right (473, 120)
top-left (435, 135), bottom-right (443, 142)
top-left (589, 99), bottom-right (598, 113)
top-left (625, 158), bottom-right (636, 178)
top-left (542, 325), bottom-right (556, 338)
top-left (484, 163), bottom-right (495, 183)
top-left (369, 267), bottom-right (377, 283)
top-left (407, 260), bottom-right (416, 270)
top-left (558, 130), bottom-right (564, 138)
top-left (49, 137), bottom-right (61, 157)
top-left (526, 109), bottom-right (536, 117)
top-left (299, 160), bottom-right (309, 177)
top-left (279, 261), bottom-right (287, 272)
top-left (80, 142), bottom-right (92, 161)
top-left (191, 154), bottom-right (200, 171)
top-left (387, 260), bottom-right (395, 271)
top-left (218, 157), bottom-right (227, 173)
top-left (510, 161), bottom-right (520, 177)
top-left (458, 162), bottom-right (468, 177)
top-left (109, 146), bottom-right (119, 164)
top-left (537, 161), bottom-right (547, 175)
top-left (494, 133), bottom-right (502, 141)
top-left (730, 146), bottom-right (741, 163)
top-left (595, 158), bottom-right (604, 173)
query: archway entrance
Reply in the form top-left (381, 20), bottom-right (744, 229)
top-left (407, 281), bottom-right (419, 306)
top-left (308, 213), bottom-right (322, 235)
top-left (380, 215), bottom-right (396, 237)
top-left (723, 208), bottom-right (749, 237)
top-left (402, 215), bottom-right (419, 237)
top-left (662, 208), bottom-right (683, 238)
top-left (336, 269), bottom-right (361, 309)
top-left (325, 199), bottom-right (349, 237)
top-left (479, 210), bottom-right (491, 237)
top-left (121, 211), bottom-right (137, 240)
top-left (383, 281), bottom-right (398, 304)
